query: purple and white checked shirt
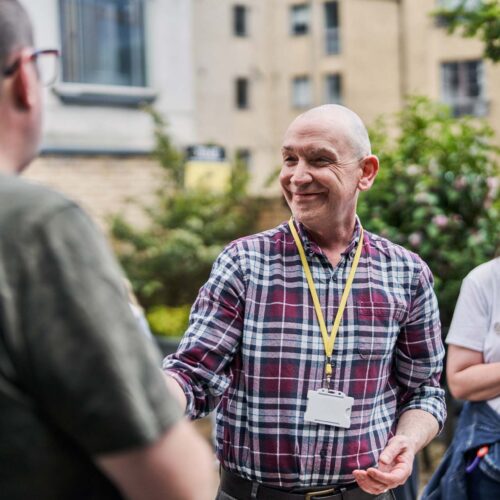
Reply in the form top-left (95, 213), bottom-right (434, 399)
top-left (163, 218), bottom-right (446, 488)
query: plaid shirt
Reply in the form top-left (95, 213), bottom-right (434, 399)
top-left (163, 218), bottom-right (446, 488)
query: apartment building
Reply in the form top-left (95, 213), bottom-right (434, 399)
top-left (194, 0), bottom-right (499, 192)
top-left (23, 0), bottom-right (197, 227)
top-left (22, 0), bottom-right (499, 224)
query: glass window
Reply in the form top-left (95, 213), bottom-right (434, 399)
top-left (437, 0), bottom-right (480, 9)
top-left (59, 0), bottom-right (146, 87)
top-left (324, 74), bottom-right (342, 104)
top-left (292, 76), bottom-right (312, 108)
top-left (324, 1), bottom-right (340, 55)
top-left (236, 77), bottom-right (249, 109)
top-left (290, 4), bottom-right (310, 36)
top-left (441, 60), bottom-right (486, 116)
top-left (233, 5), bottom-right (248, 37)
top-left (235, 148), bottom-right (252, 170)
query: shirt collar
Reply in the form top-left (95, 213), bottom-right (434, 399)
top-left (291, 216), bottom-right (363, 259)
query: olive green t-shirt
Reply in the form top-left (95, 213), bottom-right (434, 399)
top-left (0, 175), bottom-right (182, 499)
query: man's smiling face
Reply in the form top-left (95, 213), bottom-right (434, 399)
top-left (279, 113), bottom-right (365, 233)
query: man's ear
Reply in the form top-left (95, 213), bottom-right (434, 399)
top-left (12, 49), bottom-right (38, 110)
top-left (358, 155), bottom-right (379, 191)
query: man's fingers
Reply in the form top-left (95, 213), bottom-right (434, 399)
top-left (366, 465), bottom-right (408, 485)
top-left (352, 470), bottom-right (390, 495)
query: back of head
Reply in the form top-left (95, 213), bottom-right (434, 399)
top-left (0, 0), bottom-right (33, 86)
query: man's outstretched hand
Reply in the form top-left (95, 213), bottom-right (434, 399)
top-left (352, 435), bottom-right (415, 495)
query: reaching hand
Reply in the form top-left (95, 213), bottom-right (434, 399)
top-left (352, 435), bottom-right (415, 495)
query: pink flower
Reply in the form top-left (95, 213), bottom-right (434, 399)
top-left (409, 232), bottom-right (422, 247)
top-left (432, 214), bottom-right (449, 228)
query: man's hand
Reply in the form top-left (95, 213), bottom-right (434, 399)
top-left (352, 435), bottom-right (415, 494)
top-left (353, 409), bottom-right (439, 494)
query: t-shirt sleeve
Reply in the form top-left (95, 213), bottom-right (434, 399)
top-left (446, 273), bottom-right (488, 352)
top-left (9, 203), bottom-right (182, 455)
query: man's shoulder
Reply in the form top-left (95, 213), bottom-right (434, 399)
top-left (0, 175), bottom-right (77, 231)
top-left (226, 222), bottom-right (290, 254)
top-left (365, 230), bottom-right (425, 269)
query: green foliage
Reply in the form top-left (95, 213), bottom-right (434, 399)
top-left (434, 0), bottom-right (500, 62)
top-left (146, 305), bottom-right (191, 337)
top-left (359, 96), bottom-right (499, 325)
top-left (111, 109), bottom-right (261, 309)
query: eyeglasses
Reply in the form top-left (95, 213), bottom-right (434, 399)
top-left (3, 49), bottom-right (60, 87)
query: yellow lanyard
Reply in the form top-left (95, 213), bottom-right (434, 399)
top-left (288, 217), bottom-right (364, 385)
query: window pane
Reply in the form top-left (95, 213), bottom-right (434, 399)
top-left (292, 76), bottom-right (312, 108)
top-left (324, 1), bottom-right (340, 54)
top-left (234, 5), bottom-right (247, 36)
top-left (290, 4), bottom-right (310, 35)
top-left (437, 0), bottom-right (480, 10)
top-left (236, 77), bottom-right (249, 109)
top-left (441, 60), bottom-right (486, 117)
top-left (324, 74), bottom-right (342, 104)
top-left (60, 0), bottom-right (146, 87)
top-left (235, 148), bottom-right (251, 170)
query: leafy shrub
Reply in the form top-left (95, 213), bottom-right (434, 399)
top-left (146, 305), bottom-right (191, 338)
top-left (359, 96), bottom-right (499, 326)
top-left (111, 109), bottom-right (262, 310)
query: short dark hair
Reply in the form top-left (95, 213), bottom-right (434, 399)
top-left (0, 0), bottom-right (33, 82)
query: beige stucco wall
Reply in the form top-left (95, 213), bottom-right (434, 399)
top-left (23, 156), bottom-right (165, 231)
top-left (195, 0), bottom-right (500, 197)
top-left (21, 0), bottom-right (499, 230)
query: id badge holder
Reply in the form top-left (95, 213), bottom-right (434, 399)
top-left (304, 388), bottom-right (354, 428)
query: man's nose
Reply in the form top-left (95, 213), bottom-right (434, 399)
top-left (291, 160), bottom-right (312, 185)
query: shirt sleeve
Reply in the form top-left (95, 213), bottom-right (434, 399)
top-left (394, 261), bottom-right (446, 430)
top-left (163, 243), bottom-right (245, 419)
top-left (10, 203), bottom-right (183, 455)
top-left (445, 273), bottom-right (488, 352)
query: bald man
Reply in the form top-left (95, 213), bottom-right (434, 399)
top-left (164, 105), bottom-right (446, 500)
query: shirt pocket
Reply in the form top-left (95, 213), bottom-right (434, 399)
top-left (356, 300), bottom-right (405, 359)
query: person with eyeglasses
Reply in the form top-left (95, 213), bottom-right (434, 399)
top-left (0, 1), bottom-right (214, 499)
top-left (163, 104), bottom-right (446, 500)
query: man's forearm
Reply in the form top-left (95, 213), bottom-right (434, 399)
top-left (395, 409), bottom-right (439, 453)
top-left (164, 373), bottom-right (188, 413)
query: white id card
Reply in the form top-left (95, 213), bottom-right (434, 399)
top-left (304, 389), bottom-right (354, 428)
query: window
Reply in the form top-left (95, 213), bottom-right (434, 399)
top-left (235, 148), bottom-right (252, 170)
top-left (290, 4), bottom-right (310, 36)
top-left (436, 0), bottom-right (481, 26)
top-left (236, 77), bottom-right (249, 109)
top-left (59, 0), bottom-right (146, 87)
top-left (292, 76), bottom-right (312, 108)
top-left (324, 1), bottom-right (340, 55)
top-left (324, 74), bottom-right (342, 104)
top-left (437, 0), bottom-right (480, 9)
top-left (441, 60), bottom-right (487, 116)
top-left (233, 5), bottom-right (248, 36)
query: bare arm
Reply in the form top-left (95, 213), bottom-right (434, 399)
top-left (97, 419), bottom-right (214, 500)
top-left (164, 373), bottom-right (188, 412)
top-left (447, 344), bottom-right (500, 401)
top-left (353, 409), bottom-right (439, 495)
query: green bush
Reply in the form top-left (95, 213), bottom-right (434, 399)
top-left (111, 108), bottom-right (261, 309)
top-left (146, 305), bottom-right (191, 338)
top-left (359, 96), bottom-right (499, 326)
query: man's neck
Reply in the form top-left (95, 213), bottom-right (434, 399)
top-left (302, 213), bottom-right (357, 267)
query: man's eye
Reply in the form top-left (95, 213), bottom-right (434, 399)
top-left (283, 157), bottom-right (297, 164)
top-left (313, 158), bottom-right (331, 165)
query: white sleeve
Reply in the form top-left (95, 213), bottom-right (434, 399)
top-left (445, 273), bottom-right (488, 352)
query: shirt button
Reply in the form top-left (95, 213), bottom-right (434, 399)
top-left (320, 449), bottom-right (327, 459)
